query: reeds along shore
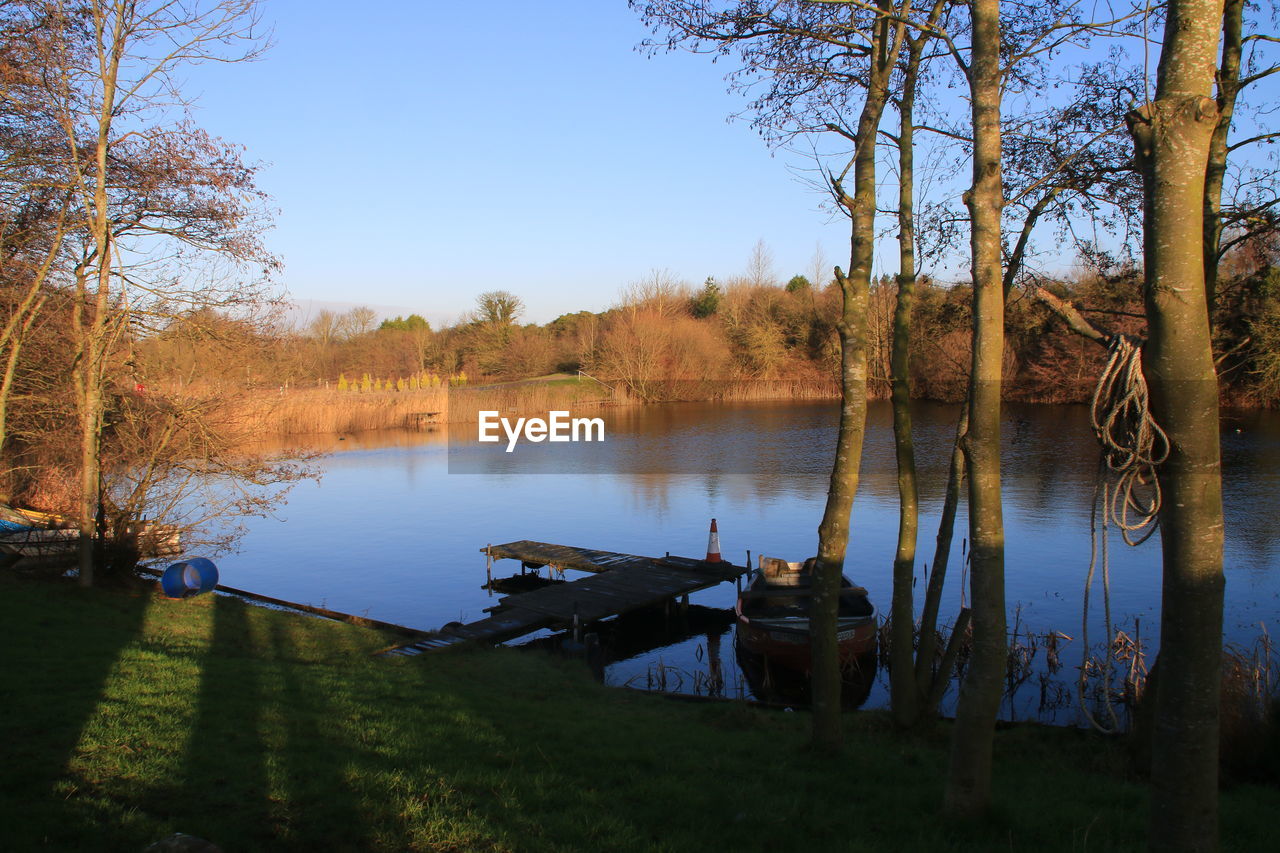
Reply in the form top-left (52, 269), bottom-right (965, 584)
top-left (224, 377), bottom-right (842, 436)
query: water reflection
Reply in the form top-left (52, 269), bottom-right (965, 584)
top-left (220, 400), bottom-right (1280, 721)
top-left (734, 644), bottom-right (877, 709)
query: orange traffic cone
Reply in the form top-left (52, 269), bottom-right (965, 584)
top-left (705, 518), bottom-right (722, 563)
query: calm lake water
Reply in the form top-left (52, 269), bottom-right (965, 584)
top-left (218, 400), bottom-right (1280, 722)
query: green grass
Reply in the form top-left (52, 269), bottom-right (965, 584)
top-left (1, 574), bottom-right (1275, 852)
top-left (472, 374), bottom-right (603, 395)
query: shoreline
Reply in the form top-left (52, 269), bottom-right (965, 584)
top-left (226, 383), bottom-right (1274, 441)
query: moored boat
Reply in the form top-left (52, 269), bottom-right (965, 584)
top-left (0, 505), bottom-right (181, 560)
top-left (0, 526), bottom-right (81, 558)
top-left (0, 505), bottom-right (74, 558)
top-left (734, 556), bottom-right (877, 672)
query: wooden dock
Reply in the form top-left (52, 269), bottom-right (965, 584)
top-left (405, 411), bottom-right (442, 428)
top-left (382, 540), bottom-right (747, 656)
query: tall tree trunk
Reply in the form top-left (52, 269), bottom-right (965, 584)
top-left (945, 0), bottom-right (1006, 816)
top-left (812, 263), bottom-right (869, 750)
top-left (76, 245), bottom-right (111, 587)
top-left (76, 6), bottom-right (125, 587)
top-left (1127, 1), bottom-right (1227, 849)
top-left (888, 21), bottom-right (923, 729)
top-left (891, 0), bottom-right (952, 726)
top-left (71, 261), bottom-right (96, 587)
top-left (1203, 0), bottom-right (1241, 320)
top-left (811, 3), bottom-right (905, 749)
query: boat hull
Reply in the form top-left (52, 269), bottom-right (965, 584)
top-left (734, 614), bottom-right (876, 672)
top-left (0, 516), bottom-right (181, 561)
top-left (734, 558), bottom-right (878, 673)
top-left (0, 527), bottom-right (80, 558)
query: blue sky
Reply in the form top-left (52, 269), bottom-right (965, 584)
top-left (182, 1), bottom-right (864, 326)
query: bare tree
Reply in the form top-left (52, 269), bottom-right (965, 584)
top-left (619, 269), bottom-right (688, 319)
top-left (1126, 0), bottom-right (1228, 848)
top-left (102, 316), bottom-right (316, 565)
top-left (886, 0), bottom-right (949, 731)
top-left (340, 305), bottom-right (377, 338)
top-left (306, 309), bottom-right (342, 346)
top-left (634, 0), bottom-right (919, 749)
top-left (942, 0), bottom-right (1007, 815)
top-left (464, 290), bottom-right (526, 376)
top-left (808, 241), bottom-right (830, 291)
top-left (475, 289), bottom-right (524, 327)
top-left (745, 237), bottom-right (776, 288)
top-left (36, 0), bottom-right (275, 585)
top-left (0, 4), bottom-right (78, 474)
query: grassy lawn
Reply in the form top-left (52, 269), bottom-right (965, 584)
top-left (470, 374), bottom-right (605, 397)
top-left (1, 573), bottom-right (1274, 852)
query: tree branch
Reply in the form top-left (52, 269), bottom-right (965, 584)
top-left (1030, 285), bottom-right (1109, 345)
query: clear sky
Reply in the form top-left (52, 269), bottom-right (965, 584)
top-left (181, 1), bottom-right (865, 327)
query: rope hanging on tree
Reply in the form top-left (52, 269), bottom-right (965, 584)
top-left (1078, 335), bottom-right (1169, 734)
top-left (1090, 335), bottom-right (1170, 544)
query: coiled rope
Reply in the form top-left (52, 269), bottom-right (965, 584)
top-left (1079, 335), bottom-right (1169, 733)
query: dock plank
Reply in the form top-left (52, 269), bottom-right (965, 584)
top-left (382, 541), bottom-right (748, 656)
top-left (484, 541), bottom-right (656, 574)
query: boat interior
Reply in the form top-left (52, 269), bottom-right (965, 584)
top-left (740, 557), bottom-right (874, 622)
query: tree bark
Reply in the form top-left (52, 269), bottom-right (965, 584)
top-left (811, 0), bottom-right (907, 751)
top-left (944, 0), bottom-right (1006, 816)
top-left (1202, 0), bottom-right (1241, 319)
top-left (1127, 1), bottom-right (1227, 849)
top-left (888, 18), bottom-right (924, 729)
top-left (76, 4), bottom-right (125, 587)
top-left (812, 263), bottom-right (868, 750)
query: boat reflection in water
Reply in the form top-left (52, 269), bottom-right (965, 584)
top-left (734, 640), bottom-right (878, 709)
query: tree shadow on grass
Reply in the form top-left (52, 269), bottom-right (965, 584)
top-left (173, 593), bottom-right (274, 847)
top-left (0, 575), bottom-right (150, 849)
top-left (343, 647), bottom-right (705, 851)
top-left (174, 596), bottom-right (372, 850)
top-left (261, 611), bottom-right (371, 849)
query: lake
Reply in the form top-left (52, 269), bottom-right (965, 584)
top-left (218, 399), bottom-right (1280, 722)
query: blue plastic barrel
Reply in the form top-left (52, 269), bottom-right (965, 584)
top-left (160, 558), bottom-right (219, 598)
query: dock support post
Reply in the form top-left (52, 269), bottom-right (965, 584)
top-left (585, 632), bottom-right (604, 682)
top-left (485, 544), bottom-right (492, 596)
top-left (707, 631), bottom-right (723, 696)
top-left (680, 594), bottom-right (689, 614)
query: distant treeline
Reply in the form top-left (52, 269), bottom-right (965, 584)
top-left (146, 250), bottom-right (1280, 408)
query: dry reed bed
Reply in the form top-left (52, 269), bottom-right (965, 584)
top-left (222, 377), bottom-right (840, 436)
top-left (227, 384), bottom-right (619, 435)
top-left (229, 389), bottom-right (449, 435)
top-left (448, 384), bottom-right (623, 422)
